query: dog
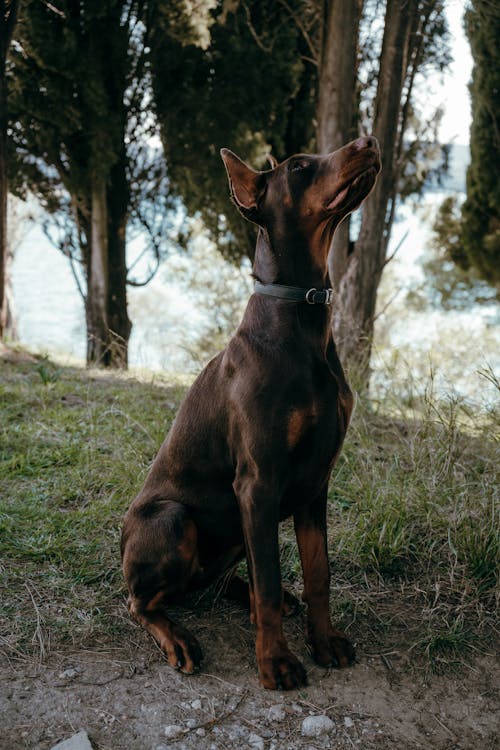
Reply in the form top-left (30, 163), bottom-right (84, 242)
top-left (121, 136), bottom-right (381, 689)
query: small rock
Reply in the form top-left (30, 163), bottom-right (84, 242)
top-left (248, 733), bottom-right (265, 750)
top-left (268, 704), bottom-right (286, 722)
top-left (301, 715), bottom-right (336, 737)
top-left (196, 728), bottom-right (206, 737)
top-left (186, 718), bottom-right (197, 729)
top-left (58, 667), bottom-right (81, 680)
top-left (164, 725), bottom-right (183, 739)
top-left (191, 699), bottom-right (202, 710)
top-left (344, 716), bottom-right (354, 728)
top-left (50, 731), bottom-right (93, 750)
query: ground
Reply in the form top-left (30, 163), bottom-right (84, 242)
top-left (2, 596), bottom-right (499, 750)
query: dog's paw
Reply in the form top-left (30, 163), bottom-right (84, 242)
top-left (161, 623), bottom-right (203, 675)
top-left (309, 628), bottom-right (356, 669)
top-left (258, 649), bottom-right (308, 690)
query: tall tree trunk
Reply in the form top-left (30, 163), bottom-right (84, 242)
top-left (332, 0), bottom-right (420, 384)
top-left (315, 0), bottom-right (363, 299)
top-left (107, 149), bottom-right (131, 368)
top-left (84, 11), bottom-right (130, 369)
top-left (0, 0), bottom-right (18, 339)
top-left (87, 177), bottom-right (110, 366)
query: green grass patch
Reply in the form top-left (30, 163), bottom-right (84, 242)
top-left (0, 353), bottom-right (498, 673)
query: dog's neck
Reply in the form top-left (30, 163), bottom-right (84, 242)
top-left (248, 227), bottom-right (334, 354)
top-left (252, 226), bottom-right (334, 290)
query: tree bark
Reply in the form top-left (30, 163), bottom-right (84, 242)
top-left (0, 0), bottom-right (19, 339)
top-left (315, 0), bottom-right (363, 300)
top-left (107, 149), bottom-right (131, 368)
top-left (331, 0), bottom-right (420, 384)
top-left (87, 177), bottom-right (111, 366)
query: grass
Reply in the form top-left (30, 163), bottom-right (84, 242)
top-left (0, 351), bottom-right (498, 673)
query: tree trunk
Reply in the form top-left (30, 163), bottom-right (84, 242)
top-left (87, 177), bottom-right (111, 366)
top-left (107, 150), bottom-right (131, 368)
top-left (0, 0), bottom-right (19, 339)
top-left (316, 0), bottom-right (362, 154)
top-left (332, 0), bottom-right (420, 384)
top-left (315, 0), bottom-right (362, 335)
top-left (85, 10), bottom-right (130, 369)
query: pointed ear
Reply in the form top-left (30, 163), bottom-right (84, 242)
top-left (220, 148), bottom-right (265, 210)
top-left (267, 153), bottom-right (279, 169)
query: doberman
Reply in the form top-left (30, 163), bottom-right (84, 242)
top-left (121, 136), bottom-right (381, 690)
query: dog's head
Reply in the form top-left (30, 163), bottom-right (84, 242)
top-left (220, 137), bottom-right (381, 232)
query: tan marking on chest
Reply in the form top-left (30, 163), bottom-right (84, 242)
top-left (287, 405), bottom-right (318, 450)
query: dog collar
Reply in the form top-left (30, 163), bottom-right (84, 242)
top-left (254, 281), bottom-right (334, 305)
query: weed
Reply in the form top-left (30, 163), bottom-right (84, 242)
top-left (35, 355), bottom-right (62, 384)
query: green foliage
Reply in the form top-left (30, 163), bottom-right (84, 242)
top-left (150, 1), bottom-right (451, 262)
top-left (149, 0), bottom-right (310, 260)
top-left (461, 1), bottom-right (500, 286)
top-left (10, 0), bottom-right (128, 199)
top-left (35, 355), bottom-right (62, 384)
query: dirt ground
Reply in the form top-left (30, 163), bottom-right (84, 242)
top-left (1, 598), bottom-right (498, 750)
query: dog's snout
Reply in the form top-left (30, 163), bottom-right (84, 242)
top-left (353, 135), bottom-right (378, 151)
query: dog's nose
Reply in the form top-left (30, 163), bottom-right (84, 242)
top-left (353, 136), bottom-right (378, 151)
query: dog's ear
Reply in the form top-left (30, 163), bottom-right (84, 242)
top-left (220, 148), bottom-right (266, 211)
top-left (267, 153), bottom-right (279, 169)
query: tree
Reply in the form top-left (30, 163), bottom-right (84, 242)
top-left (0, 0), bottom-right (18, 339)
top-left (285, 0), bottom-right (450, 380)
top-left (460, 0), bottom-right (500, 287)
top-left (9, 0), bottom-right (134, 365)
top-left (8, 0), bottom-right (180, 367)
top-left (149, 1), bottom-right (306, 261)
top-left (150, 0), bottom-right (450, 383)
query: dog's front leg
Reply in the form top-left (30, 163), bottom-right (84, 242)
top-left (294, 486), bottom-right (355, 669)
top-left (235, 477), bottom-right (307, 690)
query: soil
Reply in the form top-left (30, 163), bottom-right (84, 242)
top-left (1, 599), bottom-right (498, 750)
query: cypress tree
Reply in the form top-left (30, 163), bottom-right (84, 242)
top-left (461, 1), bottom-right (500, 286)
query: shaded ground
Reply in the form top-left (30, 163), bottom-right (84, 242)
top-left (2, 598), bottom-right (499, 750)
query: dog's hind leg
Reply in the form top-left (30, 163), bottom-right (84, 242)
top-left (223, 573), bottom-right (301, 620)
top-left (121, 499), bottom-right (203, 674)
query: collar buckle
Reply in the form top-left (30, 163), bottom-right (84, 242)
top-left (305, 287), bottom-right (334, 305)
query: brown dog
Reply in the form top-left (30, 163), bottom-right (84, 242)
top-left (121, 136), bottom-right (380, 689)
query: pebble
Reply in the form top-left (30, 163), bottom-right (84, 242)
top-left (344, 716), bottom-right (354, 728)
top-left (164, 725), bottom-right (183, 739)
top-left (248, 733), bottom-right (265, 750)
top-left (50, 731), bottom-right (92, 750)
top-left (58, 667), bottom-right (81, 680)
top-left (196, 728), bottom-right (206, 737)
top-left (267, 704), bottom-right (286, 722)
top-left (301, 715), bottom-right (336, 737)
top-left (191, 699), bottom-right (202, 710)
